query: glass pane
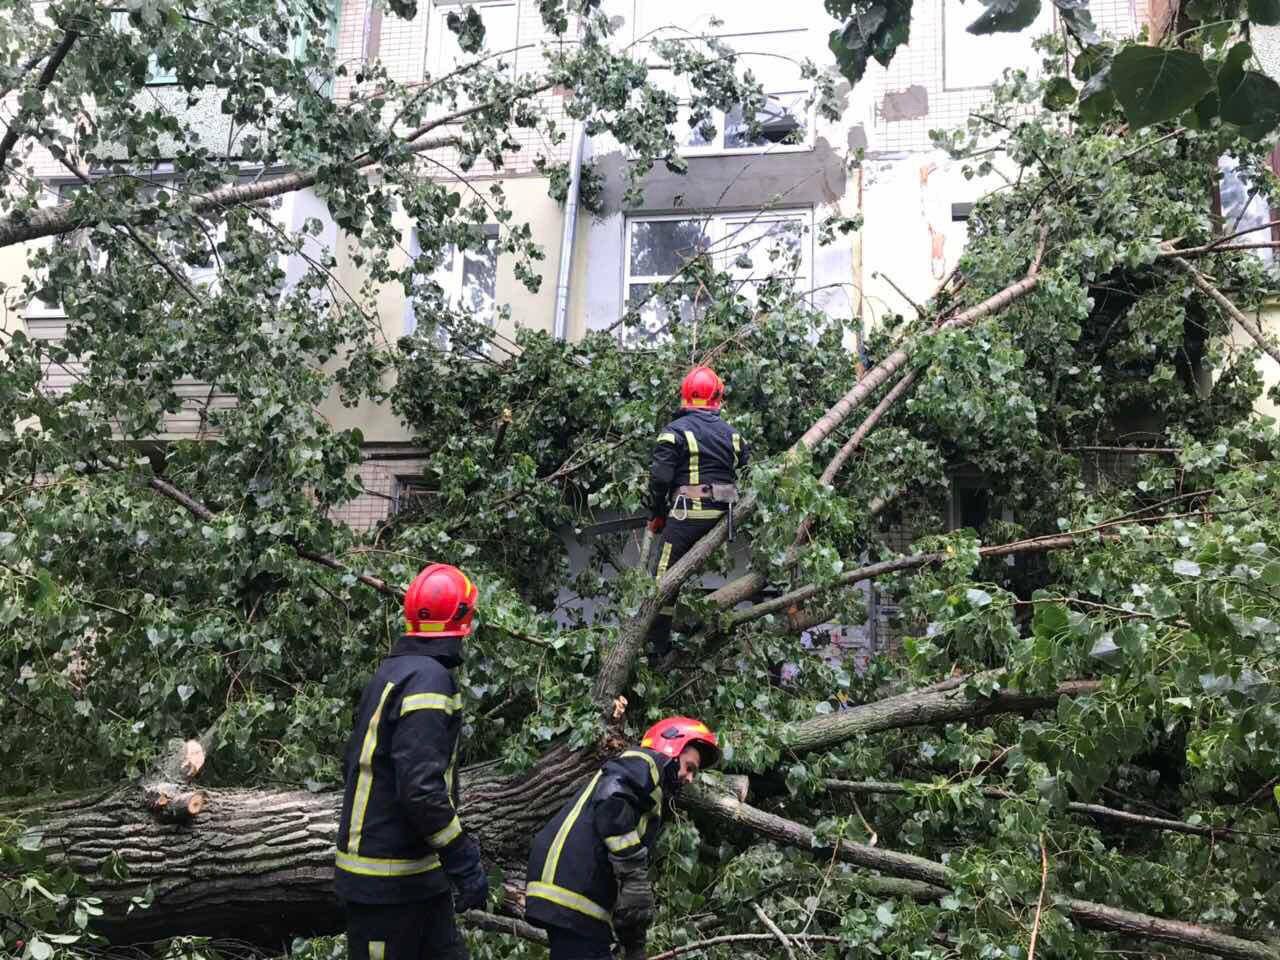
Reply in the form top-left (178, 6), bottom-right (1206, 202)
top-left (725, 93), bottom-right (805, 149)
top-left (624, 282), bottom-right (705, 346)
top-left (628, 219), bottom-right (711, 276)
top-left (723, 217), bottom-right (804, 278)
top-left (1218, 156), bottom-right (1275, 267)
top-left (460, 241), bottom-right (497, 321)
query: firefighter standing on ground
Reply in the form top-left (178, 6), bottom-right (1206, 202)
top-left (525, 716), bottom-right (722, 960)
top-left (334, 563), bottom-right (489, 960)
top-left (645, 366), bottom-right (749, 666)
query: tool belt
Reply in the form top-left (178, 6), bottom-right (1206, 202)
top-left (674, 483), bottom-right (738, 503)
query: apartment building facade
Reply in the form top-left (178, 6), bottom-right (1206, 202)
top-left (9, 0), bottom-right (1279, 531)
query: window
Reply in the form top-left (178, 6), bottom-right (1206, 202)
top-left (679, 90), bottom-right (811, 156)
top-left (942, 1), bottom-right (1052, 90)
top-left (404, 225), bottom-right (499, 346)
top-left (27, 173), bottom-right (229, 318)
top-left (111, 10), bottom-right (178, 85)
top-left (1218, 155), bottom-right (1275, 268)
top-left (622, 209), bottom-right (812, 344)
top-left (426, 0), bottom-right (519, 79)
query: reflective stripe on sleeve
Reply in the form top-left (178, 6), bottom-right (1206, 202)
top-left (526, 881), bottom-right (613, 924)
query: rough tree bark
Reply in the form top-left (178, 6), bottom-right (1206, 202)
top-left (21, 680), bottom-right (1082, 945)
top-left (28, 744), bottom-right (603, 945)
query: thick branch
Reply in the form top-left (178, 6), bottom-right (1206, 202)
top-left (778, 674), bottom-right (1099, 756)
top-left (594, 257), bottom-right (1048, 711)
top-left (683, 784), bottom-right (1280, 960)
top-left (0, 75), bottom-right (558, 249)
top-left (1171, 258), bottom-right (1280, 368)
top-left (726, 532), bottom-right (1083, 631)
top-left (821, 780), bottom-right (1277, 848)
top-left (0, 29), bottom-right (79, 170)
top-left (110, 459), bottom-right (402, 600)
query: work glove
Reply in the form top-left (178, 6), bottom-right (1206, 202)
top-left (647, 516), bottom-right (665, 534)
top-left (440, 832), bottom-right (489, 912)
top-left (610, 848), bottom-right (654, 933)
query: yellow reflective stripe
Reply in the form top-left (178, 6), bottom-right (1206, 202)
top-left (370, 942), bottom-right (385, 960)
top-left (542, 772), bottom-right (601, 884)
top-left (401, 692), bottom-right (461, 715)
top-left (620, 750), bottom-right (660, 786)
top-left (655, 543), bottom-right (673, 580)
top-left (683, 431), bottom-right (699, 485)
top-left (405, 620), bottom-right (446, 633)
top-left (659, 606), bottom-right (676, 616)
top-left (348, 681), bottom-right (395, 855)
top-left (603, 830), bottom-right (642, 853)
top-left (657, 432), bottom-right (676, 444)
top-left (445, 733), bottom-right (460, 806)
top-left (335, 849), bottom-right (441, 877)
top-left (684, 509), bottom-right (723, 519)
top-left (620, 750), bottom-right (663, 811)
top-left (429, 814), bottom-right (463, 849)
top-left (526, 881), bottom-right (612, 924)
top-left (732, 433), bottom-right (742, 455)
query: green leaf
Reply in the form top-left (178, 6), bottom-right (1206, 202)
top-left (1248, 0), bottom-right (1280, 24)
top-left (1172, 559), bottom-right (1202, 577)
top-left (1111, 45), bottom-right (1213, 128)
top-left (446, 6), bottom-right (486, 55)
top-left (28, 939), bottom-right (53, 960)
top-left (1043, 76), bottom-right (1078, 110)
top-left (966, 587), bottom-right (993, 607)
top-left (968, 0), bottom-right (1042, 35)
top-left (1053, 0), bottom-right (1102, 44)
top-left (1213, 56), bottom-right (1280, 140)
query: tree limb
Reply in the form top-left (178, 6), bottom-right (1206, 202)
top-left (778, 674), bottom-right (1099, 756)
top-left (683, 783), bottom-right (1280, 960)
top-left (105, 457), bottom-right (402, 599)
top-left (1170, 258), bottom-right (1280, 368)
top-left (0, 28), bottom-right (79, 170)
top-left (821, 780), bottom-right (1278, 848)
top-left (752, 902), bottom-right (796, 960)
top-left (592, 249), bottom-right (1049, 712)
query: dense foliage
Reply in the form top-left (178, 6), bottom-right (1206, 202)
top-left (0, 1), bottom-right (1278, 959)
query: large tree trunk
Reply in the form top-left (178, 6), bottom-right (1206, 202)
top-left (30, 745), bottom-right (602, 946)
top-left (22, 676), bottom-right (1086, 945)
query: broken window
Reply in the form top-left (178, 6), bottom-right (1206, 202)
top-left (622, 210), bottom-right (812, 345)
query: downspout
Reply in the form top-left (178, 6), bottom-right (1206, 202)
top-left (552, 122), bottom-right (586, 340)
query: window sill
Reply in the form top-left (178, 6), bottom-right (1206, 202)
top-left (677, 142), bottom-right (815, 160)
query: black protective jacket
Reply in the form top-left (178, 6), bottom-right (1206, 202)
top-left (525, 748), bottom-right (672, 940)
top-left (334, 635), bottom-right (468, 904)
top-left (647, 408), bottom-right (749, 520)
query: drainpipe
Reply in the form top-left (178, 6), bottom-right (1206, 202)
top-left (552, 121), bottom-right (586, 341)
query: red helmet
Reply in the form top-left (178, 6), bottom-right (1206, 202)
top-left (640, 716), bottom-right (721, 768)
top-left (680, 366), bottom-right (724, 410)
top-left (403, 563), bottom-right (478, 638)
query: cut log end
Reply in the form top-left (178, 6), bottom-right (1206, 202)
top-left (143, 784), bottom-right (209, 823)
top-left (180, 740), bottom-right (206, 780)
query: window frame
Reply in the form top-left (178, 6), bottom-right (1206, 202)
top-left (676, 89), bottom-right (814, 158)
top-left (621, 208), bottom-right (814, 343)
top-left (424, 0), bottom-right (520, 82)
top-left (403, 223), bottom-right (501, 345)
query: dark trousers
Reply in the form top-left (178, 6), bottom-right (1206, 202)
top-left (646, 508), bottom-right (722, 661)
top-left (345, 895), bottom-right (468, 960)
top-left (547, 926), bottom-right (614, 960)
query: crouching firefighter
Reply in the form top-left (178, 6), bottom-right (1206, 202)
top-left (645, 365), bottom-right (749, 666)
top-left (335, 563), bottom-right (489, 960)
top-left (525, 716), bottom-right (722, 960)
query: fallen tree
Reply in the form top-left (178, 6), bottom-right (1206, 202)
top-left (3, 4), bottom-right (1280, 958)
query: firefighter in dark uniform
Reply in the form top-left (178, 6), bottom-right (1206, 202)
top-left (646, 366), bottom-right (749, 666)
top-left (335, 563), bottom-right (489, 960)
top-left (525, 716), bottom-right (722, 960)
